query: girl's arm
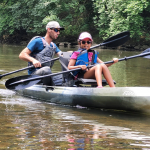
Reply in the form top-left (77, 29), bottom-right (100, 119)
top-left (97, 58), bottom-right (118, 67)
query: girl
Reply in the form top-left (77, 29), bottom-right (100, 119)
top-left (68, 32), bottom-right (118, 88)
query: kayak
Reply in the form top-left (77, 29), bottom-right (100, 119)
top-left (6, 50), bottom-right (150, 113)
top-left (16, 85), bottom-right (150, 113)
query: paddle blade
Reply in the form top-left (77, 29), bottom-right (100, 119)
top-left (142, 48), bottom-right (150, 59)
top-left (5, 75), bottom-right (41, 90)
top-left (102, 31), bottom-right (130, 47)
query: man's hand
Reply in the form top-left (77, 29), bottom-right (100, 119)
top-left (32, 60), bottom-right (41, 68)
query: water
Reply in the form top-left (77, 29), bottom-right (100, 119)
top-left (0, 44), bottom-right (150, 149)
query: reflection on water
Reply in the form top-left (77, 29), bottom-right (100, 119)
top-left (0, 44), bottom-right (150, 149)
top-left (0, 89), bottom-right (150, 149)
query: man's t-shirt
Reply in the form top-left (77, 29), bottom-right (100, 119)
top-left (27, 37), bottom-right (61, 74)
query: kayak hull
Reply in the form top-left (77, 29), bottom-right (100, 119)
top-left (16, 85), bottom-right (150, 113)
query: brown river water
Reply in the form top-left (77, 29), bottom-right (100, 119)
top-left (0, 44), bottom-right (150, 149)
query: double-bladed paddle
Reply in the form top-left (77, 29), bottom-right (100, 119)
top-left (0, 57), bottom-right (59, 79)
top-left (5, 48), bottom-right (150, 90)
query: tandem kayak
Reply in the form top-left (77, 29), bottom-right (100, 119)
top-left (16, 85), bottom-right (150, 113)
top-left (5, 51), bottom-right (150, 113)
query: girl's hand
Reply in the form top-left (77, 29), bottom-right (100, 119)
top-left (80, 65), bottom-right (87, 70)
top-left (113, 58), bottom-right (118, 63)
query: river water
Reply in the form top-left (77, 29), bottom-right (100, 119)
top-left (0, 44), bottom-right (150, 149)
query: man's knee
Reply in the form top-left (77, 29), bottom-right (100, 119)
top-left (42, 66), bottom-right (52, 75)
top-left (34, 66), bottom-right (52, 75)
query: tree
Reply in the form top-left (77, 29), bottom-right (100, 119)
top-left (92, 0), bottom-right (150, 41)
top-left (0, 0), bottom-right (96, 43)
top-left (1, 0), bottom-right (150, 43)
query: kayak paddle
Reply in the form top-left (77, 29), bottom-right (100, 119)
top-left (90, 31), bottom-right (130, 49)
top-left (5, 49), bottom-right (150, 90)
top-left (0, 57), bottom-right (59, 79)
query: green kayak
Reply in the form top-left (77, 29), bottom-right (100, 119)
top-left (16, 85), bottom-right (150, 113)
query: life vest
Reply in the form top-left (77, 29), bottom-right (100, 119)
top-left (28, 36), bottom-right (56, 68)
top-left (73, 49), bottom-right (98, 76)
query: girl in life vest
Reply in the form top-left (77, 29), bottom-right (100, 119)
top-left (68, 32), bottom-right (118, 88)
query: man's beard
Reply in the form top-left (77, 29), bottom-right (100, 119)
top-left (49, 34), bottom-right (56, 40)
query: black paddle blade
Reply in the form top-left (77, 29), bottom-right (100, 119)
top-left (102, 31), bottom-right (130, 47)
top-left (142, 48), bottom-right (150, 59)
top-left (5, 75), bottom-right (41, 91)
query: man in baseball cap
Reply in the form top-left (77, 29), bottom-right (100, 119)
top-left (46, 21), bottom-right (64, 30)
top-left (19, 21), bottom-right (64, 85)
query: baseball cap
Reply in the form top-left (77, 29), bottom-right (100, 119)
top-left (46, 21), bottom-right (64, 30)
top-left (78, 32), bottom-right (93, 41)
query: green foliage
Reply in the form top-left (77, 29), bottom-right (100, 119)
top-left (0, 0), bottom-right (95, 42)
top-left (92, 0), bottom-right (150, 40)
top-left (0, 0), bottom-right (150, 43)
top-left (51, 0), bottom-right (95, 40)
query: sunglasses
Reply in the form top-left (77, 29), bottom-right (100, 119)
top-left (51, 28), bottom-right (60, 32)
top-left (81, 41), bottom-right (92, 44)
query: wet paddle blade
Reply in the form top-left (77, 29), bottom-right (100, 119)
top-left (5, 75), bottom-right (41, 90)
top-left (142, 48), bottom-right (150, 59)
top-left (102, 31), bottom-right (130, 47)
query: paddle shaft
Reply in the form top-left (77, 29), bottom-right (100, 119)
top-left (0, 57), bottom-right (59, 79)
top-left (104, 51), bottom-right (150, 64)
top-left (8, 68), bottom-right (81, 86)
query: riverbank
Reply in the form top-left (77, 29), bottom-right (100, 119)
top-left (1, 35), bottom-right (150, 51)
top-left (56, 41), bottom-right (150, 51)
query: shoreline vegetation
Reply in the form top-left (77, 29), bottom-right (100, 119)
top-left (1, 37), bottom-right (149, 51)
top-left (1, 1), bottom-right (150, 51)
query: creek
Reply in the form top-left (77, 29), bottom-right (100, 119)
top-left (0, 44), bottom-right (150, 149)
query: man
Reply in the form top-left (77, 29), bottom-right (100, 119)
top-left (19, 21), bottom-right (64, 85)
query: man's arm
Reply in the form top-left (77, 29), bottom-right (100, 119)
top-left (56, 51), bottom-right (63, 56)
top-left (19, 47), bottom-right (42, 68)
